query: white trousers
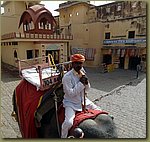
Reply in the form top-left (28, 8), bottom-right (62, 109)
top-left (61, 102), bottom-right (101, 138)
top-left (61, 107), bottom-right (75, 138)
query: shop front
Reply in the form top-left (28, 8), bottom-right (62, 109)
top-left (102, 38), bottom-right (146, 70)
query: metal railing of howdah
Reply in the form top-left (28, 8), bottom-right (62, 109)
top-left (16, 55), bottom-right (72, 91)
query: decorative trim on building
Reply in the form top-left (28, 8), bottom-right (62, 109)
top-left (1, 32), bottom-right (73, 41)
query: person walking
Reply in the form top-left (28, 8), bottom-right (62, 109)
top-left (136, 64), bottom-right (141, 79)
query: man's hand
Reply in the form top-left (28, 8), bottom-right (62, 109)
top-left (80, 75), bottom-right (88, 85)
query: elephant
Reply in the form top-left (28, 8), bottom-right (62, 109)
top-left (36, 107), bottom-right (118, 138)
top-left (12, 80), bottom-right (118, 138)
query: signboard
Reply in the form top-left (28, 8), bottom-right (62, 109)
top-left (43, 75), bottom-right (60, 88)
top-left (103, 38), bottom-right (146, 44)
top-left (46, 44), bottom-right (61, 50)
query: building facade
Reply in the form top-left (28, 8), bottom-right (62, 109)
top-left (56, 1), bottom-right (146, 69)
top-left (1, 1), bottom-right (73, 68)
top-left (1, 1), bottom-right (146, 70)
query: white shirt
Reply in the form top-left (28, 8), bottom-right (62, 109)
top-left (62, 68), bottom-right (91, 111)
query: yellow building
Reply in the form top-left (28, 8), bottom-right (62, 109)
top-left (56, 1), bottom-right (146, 70)
top-left (55, 1), bottom-right (103, 67)
top-left (1, 1), bottom-right (73, 68)
top-left (1, 1), bottom-right (146, 70)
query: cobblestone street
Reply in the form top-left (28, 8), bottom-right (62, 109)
top-left (86, 67), bottom-right (146, 138)
top-left (1, 64), bottom-right (146, 138)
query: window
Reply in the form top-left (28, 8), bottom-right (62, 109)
top-left (26, 50), bottom-right (33, 59)
top-left (35, 50), bottom-right (39, 58)
top-left (105, 24), bottom-right (109, 28)
top-left (117, 5), bottom-right (121, 11)
top-left (47, 23), bottom-right (51, 30)
top-left (105, 32), bottom-right (110, 39)
top-left (128, 31), bottom-right (135, 38)
top-left (106, 7), bottom-right (110, 13)
top-left (12, 42), bottom-right (18, 45)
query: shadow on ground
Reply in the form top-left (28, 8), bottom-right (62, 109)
top-left (1, 62), bottom-right (146, 90)
top-left (1, 62), bottom-right (21, 83)
top-left (85, 67), bottom-right (146, 92)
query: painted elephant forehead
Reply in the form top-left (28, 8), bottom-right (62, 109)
top-left (69, 109), bottom-right (108, 134)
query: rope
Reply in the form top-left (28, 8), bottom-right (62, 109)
top-left (54, 91), bottom-right (61, 137)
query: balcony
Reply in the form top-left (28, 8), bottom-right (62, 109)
top-left (1, 32), bottom-right (73, 41)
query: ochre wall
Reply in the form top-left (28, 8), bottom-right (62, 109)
top-left (1, 16), bottom-right (23, 35)
top-left (70, 22), bottom-right (105, 67)
top-left (59, 4), bottom-right (89, 26)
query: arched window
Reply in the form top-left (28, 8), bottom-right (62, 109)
top-left (24, 20), bottom-right (29, 31)
top-left (39, 18), bottom-right (47, 29)
top-left (14, 50), bottom-right (18, 58)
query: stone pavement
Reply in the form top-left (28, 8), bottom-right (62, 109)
top-left (1, 64), bottom-right (21, 138)
top-left (85, 67), bottom-right (146, 138)
top-left (0, 63), bottom-right (146, 138)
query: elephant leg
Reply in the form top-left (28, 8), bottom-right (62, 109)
top-left (37, 108), bottom-right (59, 138)
top-left (11, 90), bottom-right (18, 122)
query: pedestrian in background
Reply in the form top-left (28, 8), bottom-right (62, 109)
top-left (136, 64), bottom-right (141, 79)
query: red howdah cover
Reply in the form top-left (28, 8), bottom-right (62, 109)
top-left (70, 109), bottom-right (108, 134)
top-left (58, 105), bottom-right (109, 135)
top-left (15, 79), bottom-right (46, 138)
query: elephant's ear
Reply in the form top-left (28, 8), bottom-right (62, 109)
top-left (34, 97), bottom-right (55, 127)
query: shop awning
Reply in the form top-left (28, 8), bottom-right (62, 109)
top-left (102, 46), bottom-right (138, 49)
top-left (46, 44), bottom-right (60, 50)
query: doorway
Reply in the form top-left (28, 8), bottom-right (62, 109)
top-left (46, 50), bottom-right (59, 64)
top-left (119, 56), bottom-right (125, 69)
top-left (128, 55), bottom-right (141, 70)
top-left (103, 54), bottom-right (112, 65)
top-left (118, 49), bottom-right (126, 69)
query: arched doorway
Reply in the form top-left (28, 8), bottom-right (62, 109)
top-left (46, 50), bottom-right (59, 64)
top-left (13, 48), bottom-right (18, 67)
top-left (45, 44), bottom-right (60, 64)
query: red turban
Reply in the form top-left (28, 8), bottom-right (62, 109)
top-left (71, 54), bottom-right (85, 62)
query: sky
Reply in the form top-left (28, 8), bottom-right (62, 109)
top-left (40, 1), bottom-right (114, 16)
top-left (1, 1), bottom-right (114, 15)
